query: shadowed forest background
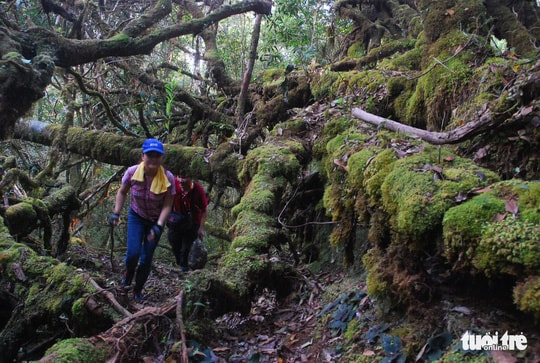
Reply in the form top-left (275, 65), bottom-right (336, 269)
top-left (1, 0), bottom-right (540, 362)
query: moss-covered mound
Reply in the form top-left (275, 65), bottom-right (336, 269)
top-left (443, 179), bottom-right (540, 319)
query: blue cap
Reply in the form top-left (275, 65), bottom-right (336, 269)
top-left (142, 138), bottom-right (164, 154)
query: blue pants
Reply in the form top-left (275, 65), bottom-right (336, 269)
top-left (124, 208), bottom-right (158, 294)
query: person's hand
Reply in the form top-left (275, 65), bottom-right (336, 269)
top-left (197, 227), bottom-right (205, 239)
top-left (108, 213), bottom-right (119, 226)
top-left (148, 224), bottom-right (163, 242)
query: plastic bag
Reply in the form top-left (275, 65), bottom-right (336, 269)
top-left (188, 238), bottom-right (207, 270)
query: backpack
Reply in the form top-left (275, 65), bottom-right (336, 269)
top-left (188, 238), bottom-right (208, 270)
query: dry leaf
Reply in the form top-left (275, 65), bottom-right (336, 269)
top-left (363, 350), bottom-right (375, 356)
top-left (493, 213), bottom-right (507, 222)
top-left (519, 105), bottom-right (533, 116)
top-left (415, 343), bottom-right (428, 362)
top-left (471, 186), bottom-right (492, 194)
top-left (212, 346), bottom-right (230, 352)
top-left (445, 9), bottom-right (455, 16)
top-left (455, 192), bottom-right (468, 202)
top-left (333, 158), bottom-right (349, 172)
top-left (11, 263), bottom-right (26, 281)
top-left (505, 199), bottom-right (519, 215)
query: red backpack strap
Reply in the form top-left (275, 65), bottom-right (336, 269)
top-left (172, 177), bottom-right (182, 212)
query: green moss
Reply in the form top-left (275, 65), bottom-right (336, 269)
top-left (47, 262), bottom-right (73, 284)
top-left (347, 42), bottom-right (365, 58)
top-left (443, 194), bottom-right (505, 264)
top-left (363, 249), bottom-right (389, 302)
top-left (381, 148), bottom-right (499, 241)
top-left (220, 248), bottom-right (268, 297)
top-left (232, 174), bottom-right (277, 216)
top-left (389, 46), bottom-right (423, 71)
top-left (443, 180), bottom-right (540, 269)
top-left (513, 276), bottom-right (540, 320)
top-left (108, 33), bottom-right (130, 42)
top-left (1, 52), bottom-right (24, 62)
top-left (5, 202), bottom-right (38, 236)
top-left (238, 143), bottom-right (301, 184)
top-left (435, 350), bottom-right (488, 363)
top-left (259, 68), bottom-right (285, 83)
top-left (271, 118), bottom-right (311, 136)
top-left (348, 148), bottom-right (378, 187)
top-left (511, 181), bottom-right (540, 223)
top-left (363, 148), bottom-right (398, 208)
top-left (230, 209), bottom-right (276, 252)
top-left (400, 29), bottom-right (481, 129)
top-left (310, 70), bottom-right (340, 100)
top-left (473, 218), bottom-right (540, 276)
top-left (313, 117), bottom-right (356, 160)
top-left (43, 338), bottom-right (110, 363)
top-left (71, 298), bottom-right (86, 319)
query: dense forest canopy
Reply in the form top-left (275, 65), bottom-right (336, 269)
top-left (1, 0), bottom-right (540, 362)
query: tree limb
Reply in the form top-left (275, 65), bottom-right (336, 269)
top-left (351, 107), bottom-right (504, 145)
top-left (12, 0), bottom-right (272, 67)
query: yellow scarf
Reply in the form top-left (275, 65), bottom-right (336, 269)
top-left (131, 162), bottom-right (170, 194)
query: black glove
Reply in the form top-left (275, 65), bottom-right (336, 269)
top-left (148, 224), bottom-right (163, 242)
top-left (108, 213), bottom-right (119, 226)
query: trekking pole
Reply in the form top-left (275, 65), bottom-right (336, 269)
top-left (109, 224), bottom-right (116, 272)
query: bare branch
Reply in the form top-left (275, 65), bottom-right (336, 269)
top-left (351, 107), bottom-right (503, 145)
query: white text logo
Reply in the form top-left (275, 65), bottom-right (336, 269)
top-left (461, 331), bottom-right (527, 351)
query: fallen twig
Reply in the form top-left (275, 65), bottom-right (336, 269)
top-left (85, 274), bottom-right (132, 317)
top-left (176, 290), bottom-right (189, 363)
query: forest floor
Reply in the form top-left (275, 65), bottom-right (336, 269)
top-left (76, 242), bottom-right (540, 363)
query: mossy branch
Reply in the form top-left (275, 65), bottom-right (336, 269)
top-left (66, 68), bottom-right (139, 137)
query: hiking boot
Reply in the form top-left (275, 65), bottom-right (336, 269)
top-left (133, 292), bottom-right (146, 303)
top-left (120, 276), bottom-right (129, 287)
top-left (120, 271), bottom-right (133, 287)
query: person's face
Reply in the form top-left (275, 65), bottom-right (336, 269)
top-left (179, 178), bottom-right (192, 190)
top-left (143, 152), bottom-right (163, 172)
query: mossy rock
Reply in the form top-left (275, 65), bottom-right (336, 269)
top-left (473, 218), bottom-right (540, 276)
top-left (443, 179), bottom-right (540, 271)
top-left (4, 202), bottom-right (38, 237)
top-left (380, 146), bottom-right (499, 242)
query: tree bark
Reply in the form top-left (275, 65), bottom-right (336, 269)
top-left (236, 14), bottom-right (263, 122)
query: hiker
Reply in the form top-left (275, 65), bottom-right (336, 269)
top-left (167, 176), bottom-right (208, 272)
top-left (108, 138), bottom-right (175, 302)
